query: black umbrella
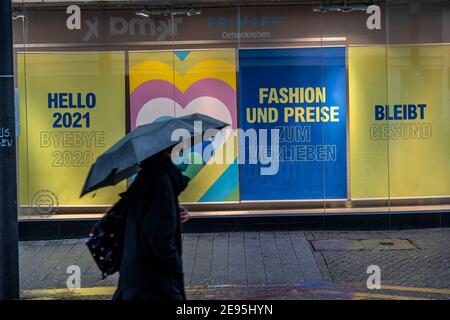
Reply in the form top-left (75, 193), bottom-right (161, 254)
top-left (80, 113), bottom-right (228, 197)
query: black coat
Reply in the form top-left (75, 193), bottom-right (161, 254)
top-left (113, 159), bottom-right (189, 300)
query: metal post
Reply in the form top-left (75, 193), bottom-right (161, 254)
top-left (0, 0), bottom-right (20, 300)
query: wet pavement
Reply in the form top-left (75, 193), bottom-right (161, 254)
top-left (19, 229), bottom-right (450, 300)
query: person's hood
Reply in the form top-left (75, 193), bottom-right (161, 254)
top-left (159, 160), bottom-right (190, 196)
top-left (141, 159), bottom-right (190, 196)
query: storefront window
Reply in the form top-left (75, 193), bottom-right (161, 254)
top-left (12, 1), bottom-right (450, 220)
top-left (385, 1), bottom-right (450, 215)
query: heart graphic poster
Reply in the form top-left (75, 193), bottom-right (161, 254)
top-left (129, 50), bottom-right (239, 203)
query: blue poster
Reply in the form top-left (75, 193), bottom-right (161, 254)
top-left (238, 47), bottom-right (347, 200)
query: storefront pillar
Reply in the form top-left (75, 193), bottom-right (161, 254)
top-left (0, 0), bottom-right (20, 300)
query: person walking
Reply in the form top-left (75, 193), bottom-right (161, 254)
top-left (80, 114), bottom-right (226, 299)
top-left (113, 148), bottom-right (190, 300)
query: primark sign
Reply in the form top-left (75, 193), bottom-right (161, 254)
top-left (207, 15), bottom-right (283, 40)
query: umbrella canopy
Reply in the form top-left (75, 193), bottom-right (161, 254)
top-left (80, 113), bottom-right (228, 197)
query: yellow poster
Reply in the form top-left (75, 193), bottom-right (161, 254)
top-left (18, 52), bottom-right (126, 212)
top-left (349, 45), bottom-right (450, 199)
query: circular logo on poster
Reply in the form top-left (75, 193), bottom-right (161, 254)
top-left (32, 190), bottom-right (59, 217)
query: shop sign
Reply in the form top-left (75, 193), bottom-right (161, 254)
top-left (239, 47), bottom-right (348, 200)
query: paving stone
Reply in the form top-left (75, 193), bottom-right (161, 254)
top-left (182, 234), bottom-right (198, 283)
top-left (228, 232), bottom-right (247, 284)
top-left (311, 239), bottom-right (365, 251)
top-left (260, 232), bottom-right (285, 284)
top-left (210, 233), bottom-right (229, 285)
top-left (190, 234), bottom-right (213, 285)
top-left (360, 239), bottom-right (416, 250)
top-left (289, 232), bottom-right (324, 283)
top-left (244, 233), bottom-right (265, 284)
top-left (275, 233), bottom-right (305, 283)
top-left (20, 242), bottom-right (61, 289)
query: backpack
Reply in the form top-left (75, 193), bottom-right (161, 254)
top-left (86, 192), bottom-right (129, 279)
